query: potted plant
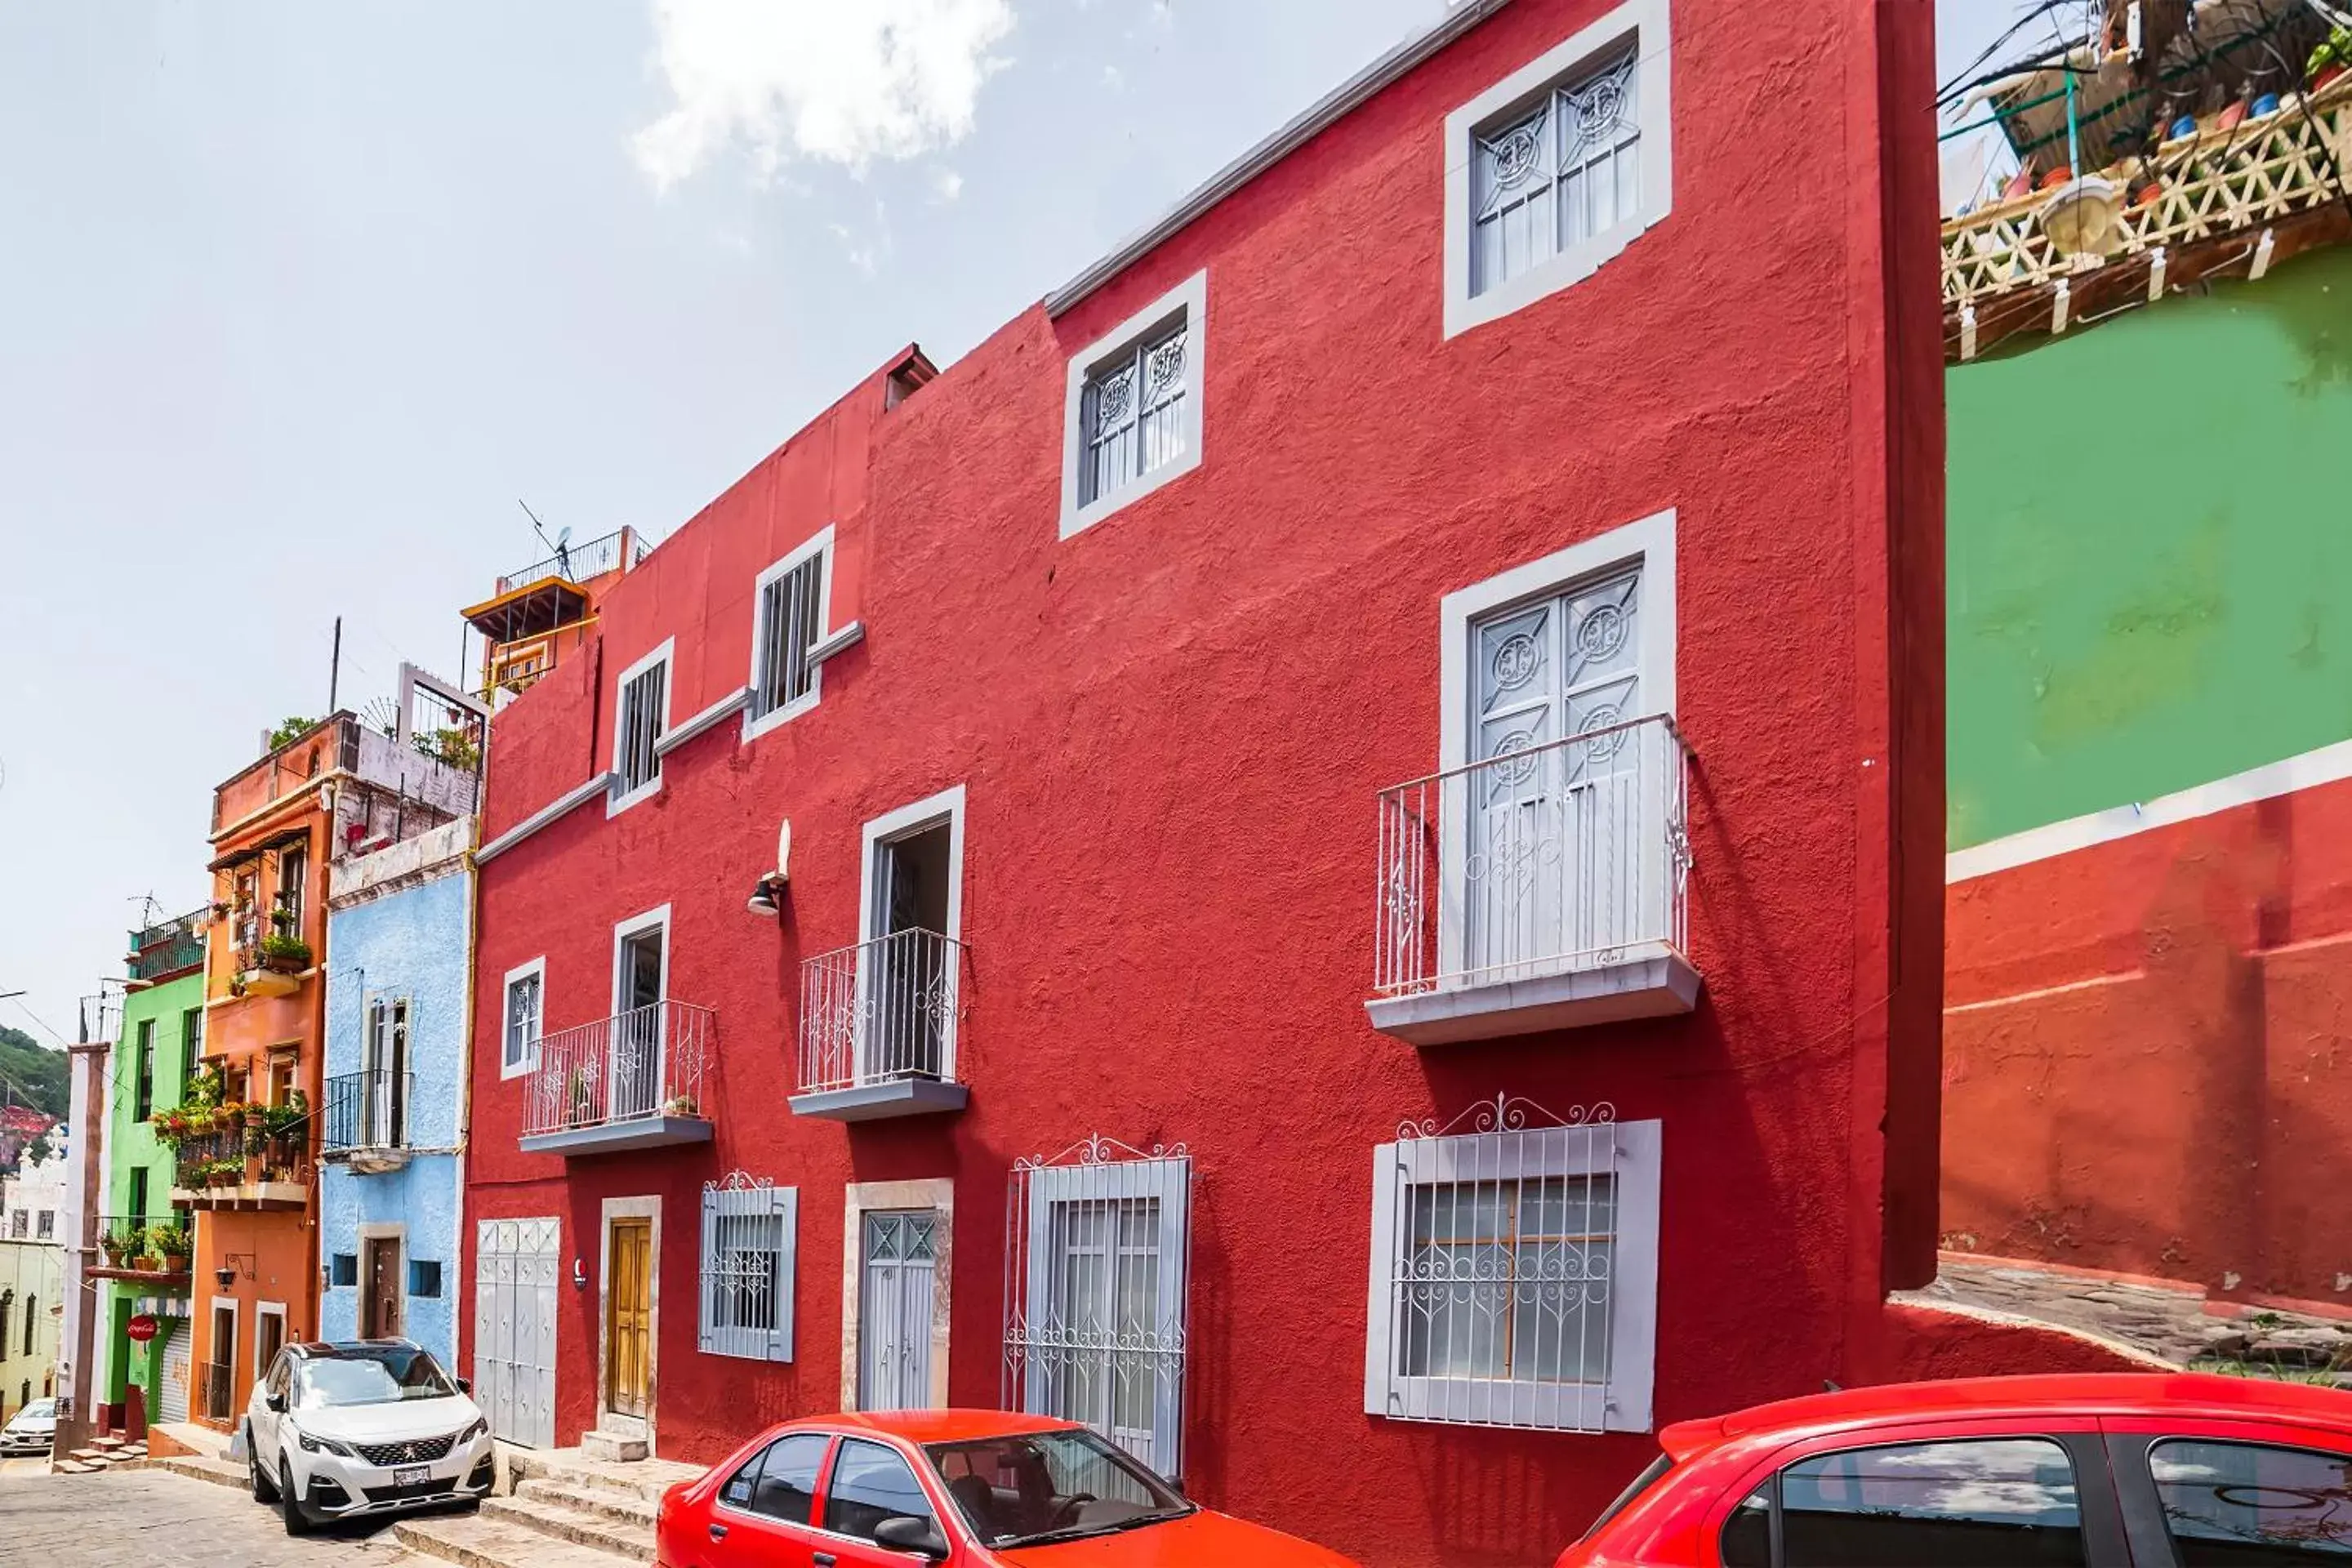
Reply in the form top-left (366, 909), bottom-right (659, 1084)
top-left (99, 1227), bottom-right (130, 1266)
top-left (153, 1220), bottom-right (190, 1272)
top-left (663, 1093), bottom-right (701, 1118)
top-left (565, 1067), bottom-right (593, 1127)
top-left (259, 930), bottom-right (312, 973)
top-left (2312, 26), bottom-right (2350, 93)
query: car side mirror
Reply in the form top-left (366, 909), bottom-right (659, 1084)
top-left (872, 1515), bottom-right (949, 1561)
top-left (264, 1392), bottom-right (287, 1414)
top-left (454, 1378), bottom-right (470, 1396)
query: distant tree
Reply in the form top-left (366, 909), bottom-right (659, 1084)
top-left (0, 1026), bottom-right (69, 1120)
top-left (267, 715), bottom-right (318, 750)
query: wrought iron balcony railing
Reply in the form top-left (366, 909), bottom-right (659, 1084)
top-left (1374, 713), bottom-right (1690, 1000)
top-left (797, 929), bottom-right (965, 1095)
top-left (322, 1070), bottom-right (412, 1153)
top-left (128, 908), bottom-right (208, 981)
top-left (521, 1000), bottom-right (713, 1140)
top-left (496, 527), bottom-right (653, 596)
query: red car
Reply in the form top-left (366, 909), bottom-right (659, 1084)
top-left (656, 1409), bottom-right (1359, 1567)
top-left (1558, 1371), bottom-right (2352, 1567)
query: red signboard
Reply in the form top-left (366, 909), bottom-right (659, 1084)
top-left (126, 1314), bottom-right (158, 1343)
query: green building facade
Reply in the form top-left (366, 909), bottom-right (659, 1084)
top-left (97, 909), bottom-right (207, 1428)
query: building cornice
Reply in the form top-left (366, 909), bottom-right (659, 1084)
top-left (474, 772), bottom-right (617, 866)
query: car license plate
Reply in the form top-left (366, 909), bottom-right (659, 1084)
top-left (394, 1465), bottom-right (432, 1489)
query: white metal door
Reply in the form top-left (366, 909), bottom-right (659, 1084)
top-left (858, 1210), bottom-right (937, 1411)
top-left (158, 1322), bottom-right (190, 1425)
top-left (1465, 568), bottom-right (1643, 978)
top-left (474, 1217), bottom-right (558, 1449)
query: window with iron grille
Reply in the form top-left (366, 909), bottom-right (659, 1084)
top-left (1365, 1105), bottom-right (1658, 1433)
top-left (331, 1253), bottom-right (358, 1288)
top-left (750, 539), bottom-right (828, 728)
top-left (699, 1176), bottom-right (796, 1363)
top-left (611, 644), bottom-right (671, 805)
top-left (180, 1008), bottom-right (203, 1102)
top-left (1059, 271), bottom-right (1207, 538)
top-left (408, 1260), bottom-right (443, 1299)
top-left (134, 1018), bottom-right (155, 1121)
top-left (35, 1211), bottom-right (53, 1241)
top-left (503, 960), bottom-right (544, 1076)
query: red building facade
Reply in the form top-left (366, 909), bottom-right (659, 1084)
top-left (461, 1), bottom-right (1949, 1561)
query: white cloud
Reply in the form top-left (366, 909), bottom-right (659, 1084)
top-left (632, 0), bottom-right (1017, 190)
top-left (929, 167), bottom-right (964, 202)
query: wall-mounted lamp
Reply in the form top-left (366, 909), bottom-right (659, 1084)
top-left (572, 1257), bottom-right (587, 1290)
top-left (216, 1252), bottom-right (256, 1290)
top-left (746, 819), bottom-right (791, 916)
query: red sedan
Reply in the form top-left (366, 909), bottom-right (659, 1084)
top-left (656, 1410), bottom-right (1359, 1567)
top-left (1558, 1371), bottom-right (2352, 1567)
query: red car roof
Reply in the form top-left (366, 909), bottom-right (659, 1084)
top-left (1660, 1374), bottom-right (2352, 1459)
top-left (782, 1409), bottom-right (1089, 1445)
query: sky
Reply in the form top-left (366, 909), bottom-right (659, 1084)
top-left (0, 1), bottom-right (2030, 1059)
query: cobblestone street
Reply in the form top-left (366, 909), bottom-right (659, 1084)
top-left (0, 1467), bottom-right (421, 1566)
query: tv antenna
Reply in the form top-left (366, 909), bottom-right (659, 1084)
top-left (519, 499), bottom-right (574, 579)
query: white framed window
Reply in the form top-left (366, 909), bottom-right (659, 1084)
top-left (609, 905), bottom-right (670, 1122)
top-left (1442, 0), bottom-right (1673, 339)
top-left (361, 994), bottom-right (412, 1148)
top-left (855, 786), bottom-right (966, 1085)
top-left (502, 958), bottom-right (546, 1079)
top-left (608, 638), bottom-right (675, 814)
top-left (746, 528), bottom-right (834, 738)
top-left (1365, 1111), bottom-right (1659, 1432)
top-left (698, 1174), bottom-right (798, 1363)
top-left (1058, 270), bottom-right (1207, 539)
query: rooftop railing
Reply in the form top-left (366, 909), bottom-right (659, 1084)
top-left (129, 908), bottom-right (209, 981)
top-left (496, 527), bottom-right (652, 596)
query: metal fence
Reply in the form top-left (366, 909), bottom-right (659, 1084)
top-left (323, 1070), bottom-right (411, 1152)
top-left (496, 527), bottom-right (653, 595)
top-left (129, 908), bottom-right (208, 981)
top-left (522, 1000), bottom-right (713, 1138)
top-left (1374, 713), bottom-right (1689, 998)
top-left (798, 929), bottom-right (964, 1094)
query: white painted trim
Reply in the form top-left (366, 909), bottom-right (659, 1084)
top-left (610, 905), bottom-right (671, 1015)
top-left (744, 526), bottom-right (835, 743)
top-left (858, 786), bottom-right (967, 1081)
top-left (807, 621), bottom-right (865, 667)
top-left (1058, 270), bottom-right (1209, 540)
top-left (253, 1300), bottom-right (287, 1382)
top-left (840, 1179), bottom-right (954, 1412)
top-left (1045, 0), bottom-right (1517, 315)
top-left (595, 1196), bottom-right (662, 1450)
top-left (499, 957), bottom-right (546, 1080)
top-left (607, 638), bottom-right (675, 817)
top-left (207, 1294), bottom-right (239, 1393)
top-left (474, 773), bottom-right (616, 865)
top-left (1442, 0), bottom-right (1673, 340)
top-left (657, 686), bottom-right (750, 757)
top-left (1949, 734), bottom-right (2352, 883)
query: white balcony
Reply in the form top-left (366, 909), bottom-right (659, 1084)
top-left (1368, 713), bottom-right (1698, 1045)
top-left (793, 929), bottom-right (969, 1121)
top-left (519, 1000), bottom-right (715, 1155)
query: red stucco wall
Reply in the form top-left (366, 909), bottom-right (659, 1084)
top-left (1944, 775), bottom-right (2352, 1308)
top-left (462, 2), bottom-right (1945, 1562)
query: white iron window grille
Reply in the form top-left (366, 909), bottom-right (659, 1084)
top-left (1472, 50), bottom-right (1642, 299)
top-left (700, 1172), bottom-right (797, 1363)
top-left (1078, 318), bottom-right (1191, 510)
top-left (1004, 1136), bottom-right (1192, 1481)
top-left (1365, 1096), bottom-right (1659, 1433)
top-left (751, 546), bottom-right (826, 724)
top-left (612, 652), bottom-right (669, 800)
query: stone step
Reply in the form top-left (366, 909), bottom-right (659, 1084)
top-left (579, 1429), bottom-right (648, 1464)
top-left (479, 1494), bottom-right (657, 1560)
top-left (515, 1477), bottom-right (660, 1526)
top-left (153, 1453), bottom-right (246, 1490)
top-left (396, 1510), bottom-right (646, 1568)
top-left (502, 1446), bottom-right (699, 1508)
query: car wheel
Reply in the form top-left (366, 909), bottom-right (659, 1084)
top-left (248, 1428), bottom-right (278, 1503)
top-left (280, 1454), bottom-right (312, 1536)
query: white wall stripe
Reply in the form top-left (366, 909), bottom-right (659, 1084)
top-left (1948, 736), bottom-right (2352, 884)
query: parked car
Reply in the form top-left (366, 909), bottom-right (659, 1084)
top-left (657, 1410), bottom-right (1359, 1566)
top-left (1556, 1371), bottom-right (2352, 1566)
top-left (238, 1339), bottom-right (492, 1535)
top-left (0, 1396), bottom-right (56, 1456)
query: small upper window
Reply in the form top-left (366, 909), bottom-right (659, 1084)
top-left (748, 533), bottom-right (831, 733)
top-left (1059, 270), bottom-right (1207, 537)
top-left (610, 642), bottom-right (672, 808)
top-left (2151, 1439), bottom-right (2352, 1564)
top-left (503, 962), bottom-right (544, 1076)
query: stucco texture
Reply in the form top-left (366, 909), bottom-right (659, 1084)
top-left (321, 864), bottom-right (471, 1367)
top-left (463, 1), bottom-right (1946, 1563)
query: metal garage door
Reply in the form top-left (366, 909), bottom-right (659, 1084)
top-left (158, 1322), bottom-right (190, 1426)
top-left (474, 1217), bottom-right (558, 1449)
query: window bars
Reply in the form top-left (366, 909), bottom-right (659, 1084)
top-left (522, 999), bottom-right (714, 1137)
top-left (616, 660), bottom-right (666, 795)
top-left (1004, 1136), bottom-right (1193, 1480)
top-left (700, 1173), bottom-right (797, 1363)
top-left (1366, 1096), bottom-right (1657, 1433)
top-left (1472, 48), bottom-right (1642, 296)
top-left (1078, 318), bottom-right (1191, 509)
top-left (754, 551), bottom-right (826, 719)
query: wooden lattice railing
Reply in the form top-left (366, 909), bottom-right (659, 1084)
top-left (1942, 76), bottom-right (2352, 312)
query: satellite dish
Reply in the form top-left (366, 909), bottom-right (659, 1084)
top-left (555, 526), bottom-right (572, 549)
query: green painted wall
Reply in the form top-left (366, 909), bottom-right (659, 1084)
top-left (102, 965), bottom-right (203, 1408)
top-left (1947, 243), bottom-right (2352, 851)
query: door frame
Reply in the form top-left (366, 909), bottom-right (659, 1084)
top-left (253, 1300), bottom-right (287, 1379)
top-left (840, 1179), bottom-right (953, 1410)
top-left (608, 906), bottom-right (672, 1118)
top-left (205, 1296), bottom-right (238, 1423)
top-left (359, 1223), bottom-right (405, 1340)
top-left (856, 787), bottom-right (967, 1081)
top-left (595, 1196), bottom-right (662, 1446)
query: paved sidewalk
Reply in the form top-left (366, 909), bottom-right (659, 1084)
top-left (0, 1465), bottom-right (422, 1566)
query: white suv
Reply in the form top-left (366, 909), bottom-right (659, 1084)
top-left (240, 1339), bottom-right (493, 1535)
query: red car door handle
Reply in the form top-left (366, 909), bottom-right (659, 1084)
top-left (813, 1555), bottom-right (836, 1566)
top-left (707, 1523), bottom-right (728, 1541)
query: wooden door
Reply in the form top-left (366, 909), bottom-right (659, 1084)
top-left (363, 1236), bottom-right (403, 1339)
top-left (605, 1218), bottom-right (653, 1419)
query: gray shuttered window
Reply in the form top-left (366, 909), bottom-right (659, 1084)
top-left (700, 1180), bottom-right (797, 1362)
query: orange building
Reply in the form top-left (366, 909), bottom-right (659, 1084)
top-left (185, 688), bottom-right (481, 1428)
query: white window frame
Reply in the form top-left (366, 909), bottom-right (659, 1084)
top-left (1441, 0), bottom-right (1673, 340)
top-left (1058, 270), bottom-right (1209, 540)
top-left (1364, 1116), bottom-right (1659, 1432)
top-left (501, 957), bottom-right (546, 1080)
top-left (608, 637), bottom-right (675, 817)
top-left (360, 991), bottom-right (412, 1148)
top-left (744, 527), bottom-right (835, 742)
top-left (698, 1181), bottom-right (799, 1364)
top-left (858, 785), bottom-right (967, 1083)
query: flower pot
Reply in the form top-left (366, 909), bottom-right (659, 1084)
top-left (2316, 65), bottom-right (2348, 94)
top-left (2039, 166), bottom-right (2075, 190)
top-left (136, 1255), bottom-right (165, 1273)
top-left (2214, 100), bottom-right (2247, 132)
top-left (163, 1254), bottom-right (188, 1272)
top-left (261, 950), bottom-right (306, 975)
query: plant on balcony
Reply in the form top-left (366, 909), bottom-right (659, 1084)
top-left (260, 1094), bottom-right (307, 1142)
top-left (564, 1067), bottom-right (594, 1129)
top-left (265, 715), bottom-right (317, 751)
top-left (414, 725), bottom-right (480, 773)
top-left (147, 1218), bottom-right (191, 1271)
top-left (258, 931), bottom-right (312, 973)
top-left (99, 1224), bottom-right (135, 1265)
top-left (663, 1093), bottom-right (700, 1118)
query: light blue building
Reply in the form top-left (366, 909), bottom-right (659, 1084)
top-left (318, 818), bottom-right (472, 1369)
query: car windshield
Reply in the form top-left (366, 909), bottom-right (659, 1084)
top-left (926, 1428), bottom-right (1192, 1548)
top-left (295, 1347), bottom-right (456, 1409)
top-left (13, 1399), bottom-right (53, 1422)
